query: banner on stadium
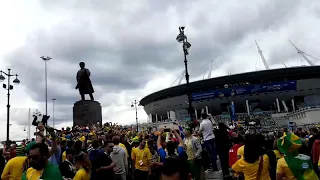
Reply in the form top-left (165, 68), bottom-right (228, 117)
top-left (230, 102), bottom-right (236, 121)
top-left (191, 80), bottom-right (297, 101)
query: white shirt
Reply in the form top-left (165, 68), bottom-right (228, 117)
top-left (199, 119), bottom-right (215, 141)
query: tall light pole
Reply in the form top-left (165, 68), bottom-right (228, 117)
top-left (40, 56), bottom-right (52, 116)
top-left (0, 69), bottom-right (20, 142)
top-left (176, 26), bottom-right (193, 119)
top-left (131, 100), bottom-right (139, 132)
top-left (52, 98), bottom-right (56, 128)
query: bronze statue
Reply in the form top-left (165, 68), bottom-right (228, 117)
top-left (76, 62), bottom-right (94, 101)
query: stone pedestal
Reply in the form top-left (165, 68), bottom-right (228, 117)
top-left (73, 100), bottom-right (102, 126)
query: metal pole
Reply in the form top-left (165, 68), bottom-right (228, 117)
top-left (28, 108), bottom-right (31, 140)
top-left (41, 56), bottom-right (51, 135)
top-left (182, 33), bottom-right (193, 119)
top-left (135, 100), bottom-right (138, 132)
top-left (52, 99), bottom-right (55, 128)
top-left (45, 60), bottom-right (48, 116)
top-left (6, 69), bottom-right (11, 142)
top-left (41, 56), bottom-right (51, 116)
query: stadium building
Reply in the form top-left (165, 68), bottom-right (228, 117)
top-left (140, 41), bottom-right (320, 126)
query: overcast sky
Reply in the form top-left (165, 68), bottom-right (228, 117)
top-left (0, 0), bottom-right (319, 141)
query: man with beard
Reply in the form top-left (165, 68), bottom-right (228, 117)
top-left (21, 143), bottom-right (63, 180)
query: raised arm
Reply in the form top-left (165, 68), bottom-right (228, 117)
top-left (157, 129), bottom-right (164, 150)
top-left (172, 129), bottom-right (183, 146)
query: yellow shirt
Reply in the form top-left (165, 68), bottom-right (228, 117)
top-left (62, 151), bottom-right (67, 161)
top-left (232, 155), bottom-right (271, 180)
top-left (1, 156), bottom-right (27, 180)
top-left (25, 168), bottom-right (44, 180)
top-left (132, 147), bottom-right (152, 171)
top-left (237, 145), bottom-right (244, 158)
top-left (79, 136), bottom-right (86, 142)
top-left (131, 147), bottom-right (138, 157)
top-left (185, 137), bottom-right (195, 160)
top-left (273, 150), bottom-right (284, 160)
top-left (276, 157), bottom-right (295, 180)
top-left (73, 168), bottom-right (90, 180)
top-left (119, 143), bottom-right (128, 157)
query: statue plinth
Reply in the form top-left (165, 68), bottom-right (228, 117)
top-left (73, 100), bottom-right (102, 126)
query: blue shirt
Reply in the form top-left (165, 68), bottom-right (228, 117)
top-left (158, 146), bottom-right (186, 163)
top-left (49, 146), bottom-right (61, 165)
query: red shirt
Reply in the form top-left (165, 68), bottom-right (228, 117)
top-left (229, 144), bottom-right (242, 167)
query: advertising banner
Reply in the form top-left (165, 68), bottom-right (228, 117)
top-left (191, 80), bottom-right (296, 101)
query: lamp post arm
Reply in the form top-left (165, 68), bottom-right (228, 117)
top-left (0, 71), bottom-right (14, 77)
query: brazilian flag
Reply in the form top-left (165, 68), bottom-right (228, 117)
top-left (277, 133), bottom-right (318, 180)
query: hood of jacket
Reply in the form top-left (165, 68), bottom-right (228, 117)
top-left (112, 145), bottom-right (122, 154)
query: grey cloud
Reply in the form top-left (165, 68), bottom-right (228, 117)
top-left (4, 0), bottom-right (315, 126)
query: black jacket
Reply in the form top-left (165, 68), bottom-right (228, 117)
top-left (59, 160), bottom-right (76, 179)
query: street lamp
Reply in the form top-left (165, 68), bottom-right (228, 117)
top-left (176, 26), bottom-right (193, 119)
top-left (52, 98), bottom-right (56, 128)
top-left (0, 69), bottom-right (20, 142)
top-left (131, 100), bottom-right (139, 132)
top-left (23, 126), bottom-right (28, 139)
top-left (40, 56), bottom-right (52, 116)
top-left (32, 110), bottom-right (42, 118)
top-left (32, 110), bottom-right (42, 132)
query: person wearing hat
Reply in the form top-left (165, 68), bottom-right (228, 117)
top-left (276, 133), bottom-right (318, 180)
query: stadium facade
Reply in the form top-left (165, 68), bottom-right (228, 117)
top-left (140, 40), bottom-right (320, 126)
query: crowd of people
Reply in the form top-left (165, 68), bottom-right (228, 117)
top-left (0, 113), bottom-right (320, 179)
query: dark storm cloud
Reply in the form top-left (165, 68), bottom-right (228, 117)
top-left (4, 0), bottom-right (306, 126)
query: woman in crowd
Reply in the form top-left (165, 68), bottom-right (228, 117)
top-left (232, 134), bottom-right (271, 180)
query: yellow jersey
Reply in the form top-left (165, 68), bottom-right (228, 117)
top-left (131, 147), bottom-right (152, 171)
top-left (232, 155), bottom-right (271, 180)
top-left (1, 156), bottom-right (27, 180)
top-left (73, 168), bottom-right (90, 180)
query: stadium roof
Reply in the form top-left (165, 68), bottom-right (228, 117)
top-left (140, 66), bottom-right (320, 106)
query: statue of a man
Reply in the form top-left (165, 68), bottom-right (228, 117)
top-left (76, 62), bottom-right (94, 101)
